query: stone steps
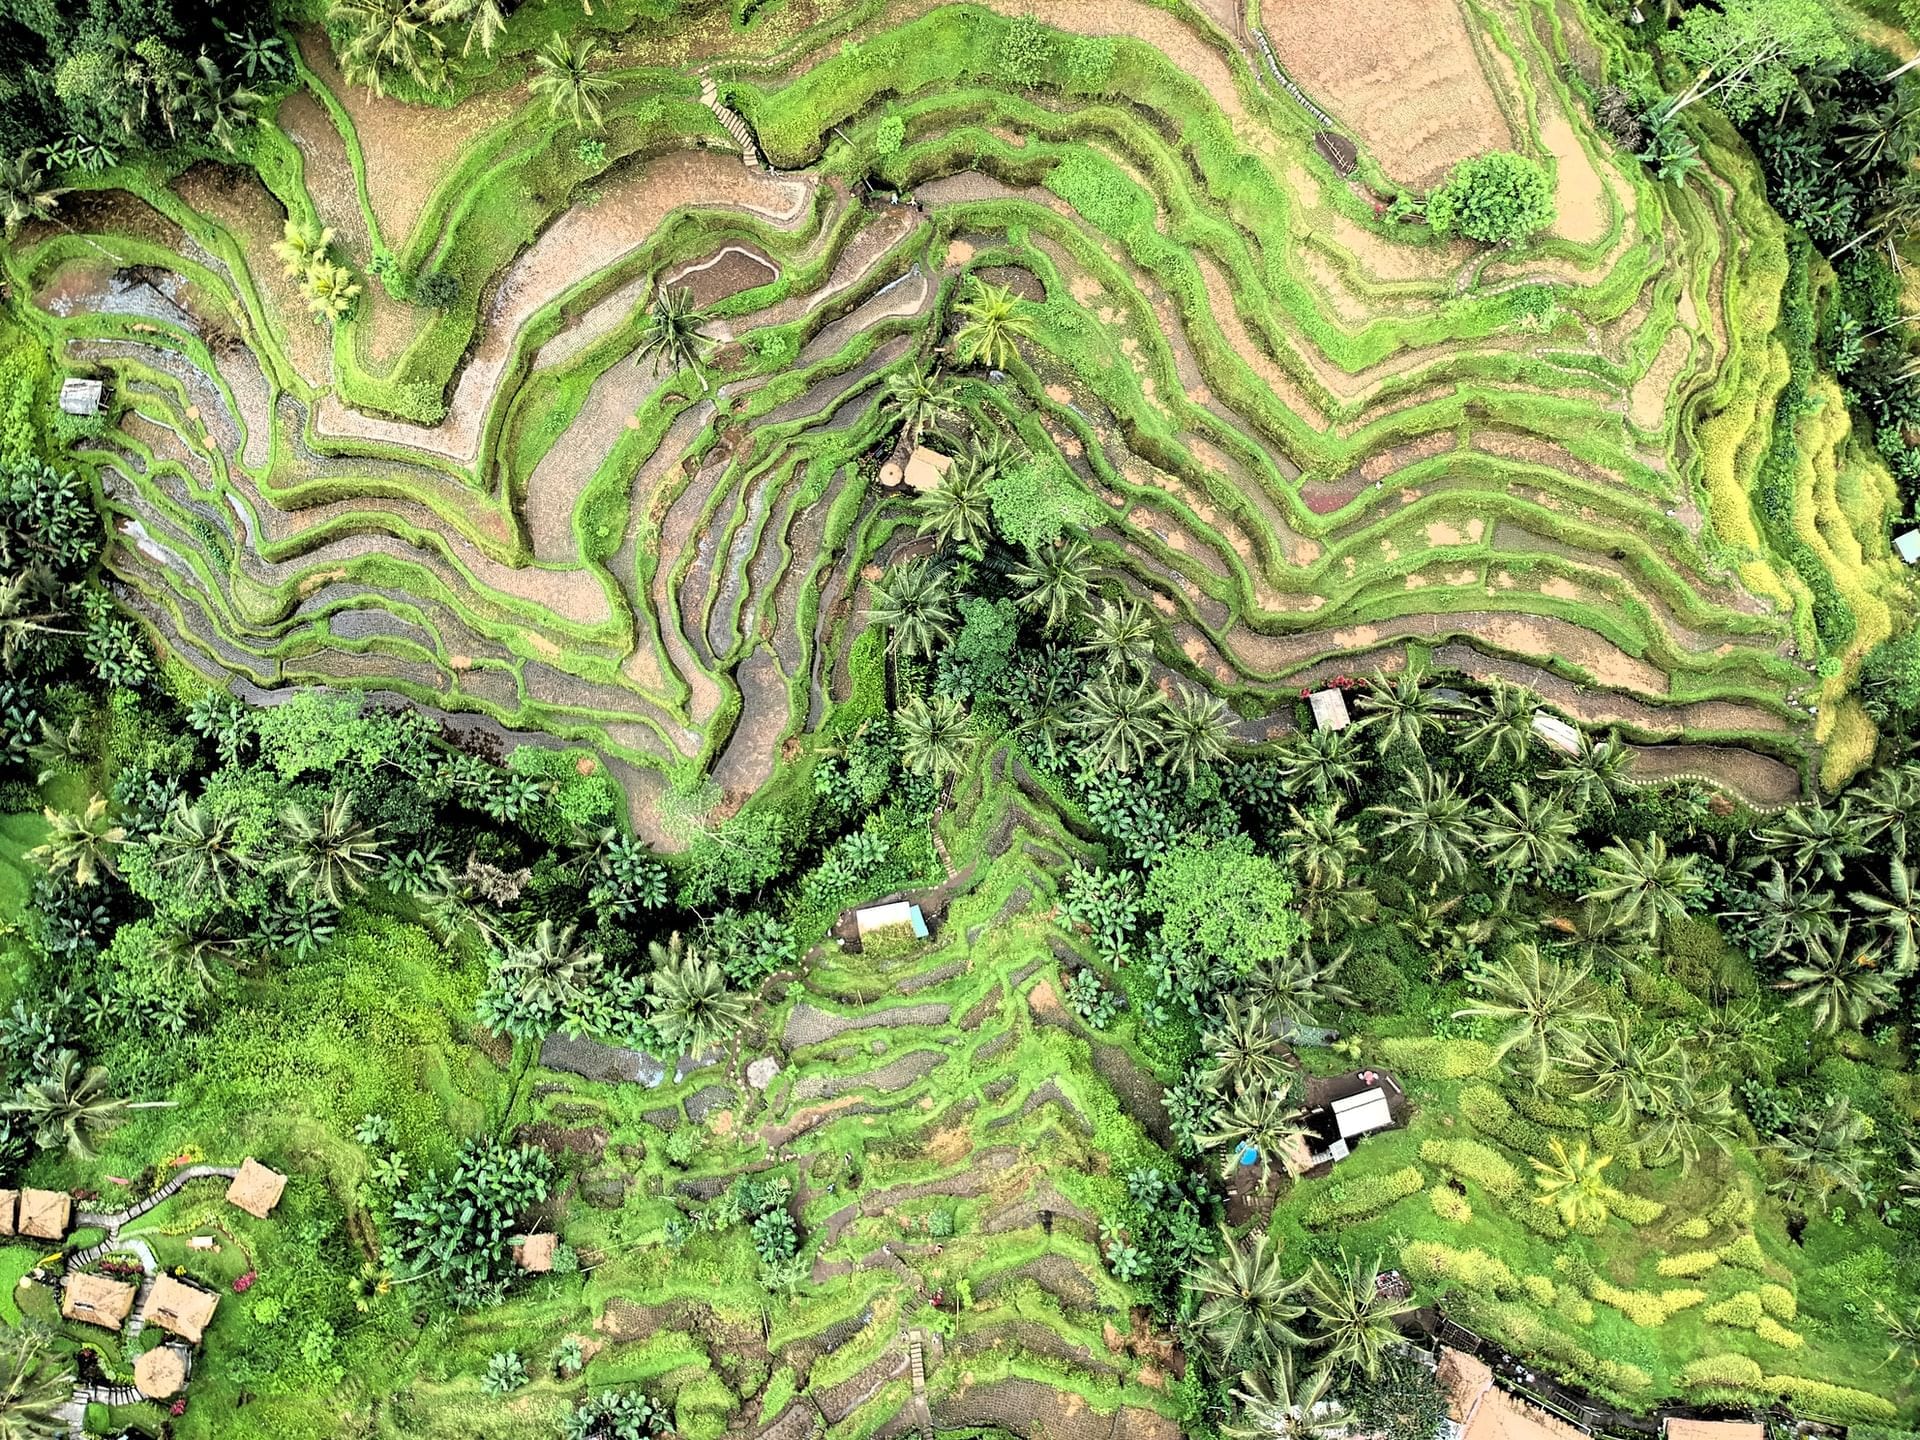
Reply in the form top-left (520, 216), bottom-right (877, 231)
top-left (698, 74), bottom-right (762, 167)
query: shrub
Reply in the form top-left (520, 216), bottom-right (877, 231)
top-left (1720, 1234), bottom-right (1767, 1271)
top-left (1402, 1240), bottom-right (1517, 1296)
top-left (1604, 1188), bottom-right (1666, 1226)
top-left (1756, 1317), bottom-right (1804, 1349)
top-left (1429, 1185), bottom-right (1472, 1224)
top-left (1419, 1138), bottom-right (1521, 1203)
top-left (1704, 1292), bottom-right (1766, 1329)
top-left (1379, 1036), bottom-right (1495, 1080)
top-left (998, 14), bottom-right (1056, 86)
top-left (1681, 1354), bottom-right (1764, 1389)
top-left (874, 114), bottom-right (905, 156)
top-left (1766, 1376), bottom-right (1898, 1422)
top-left (1589, 1279), bottom-right (1705, 1326)
top-left (1675, 1217), bottom-right (1712, 1240)
top-left (1655, 1251), bottom-right (1720, 1278)
top-left (1759, 1283), bottom-right (1796, 1320)
top-left (1521, 1274), bottom-right (1555, 1305)
top-left (1706, 1187), bottom-right (1756, 1230)
top-left (1459, 1085), bottom-right (1553, 1158)
top-left (1426, 152), bottom-right (1555, 246)
top-left (1303, 1165), bottom-right (1425, 1225)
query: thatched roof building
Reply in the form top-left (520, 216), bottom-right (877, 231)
top-left (16, 1188), bottom-right (70, 1240)
top-left (225, 1158), bottom-right (287, 1220)
top-left (133, 1344), bottom-right (190, 1400)
top-left (61, 1273), bottom-right (137, 1330)
top-left (141, 1275), bottom-right (219, 1343)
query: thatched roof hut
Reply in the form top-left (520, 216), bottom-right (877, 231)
top-left (61, 1272), bottom-right (137, 1330)
top-left (513, 1233), bottom-right (558, 1272)
top-left (225, 1158), bottom-right (287, 1220)
top-left (16, 1188), bottom-right (70, 1240)
top-left (133, 1344), bottom-right (190, 1400)
top-left (141, 1276), bottom-right (219, 1343)
top-left (0, 1188), bottom-right (14, 1236)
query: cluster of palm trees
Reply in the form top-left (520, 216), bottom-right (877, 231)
top-left (329, 0), bottom-right (510, 95)
top-left (1187, 1234), bottom-right (1415, 1440)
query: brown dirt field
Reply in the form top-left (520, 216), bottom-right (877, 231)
top-left (1626, 743), bottom-right (1802, 808)
top-left (1539, 111), bottom-right (1611, 246)
top-left (1263, 0), bottom-right (1514, 187)
top-left (666, 244), bottom-right (781, 307)
top-left (296, 30), bottom-right (522, 251)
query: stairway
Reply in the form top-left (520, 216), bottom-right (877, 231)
top-left (907, 1329), bottom-right (933, 1440)
top-left (697, 74), bottom-right (763, 168)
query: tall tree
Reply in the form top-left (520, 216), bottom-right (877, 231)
top-left (1072, 671), bottom-right (1166, 773)
top-left (1080, 597), bottom-right (1156, 676)
top-left (883, 367), bottom-right (960, 447)
top-left (649, 949), bottom-right (750, 1057)
top-left (1456, 944), bottom-right (1601, 1086)
top-left (1582, 834), bottom-right (1704, 942)
top-left (866, 557), bottom-right (953, 659)
top-left (915, 458), bottom-right (993, 550)
top-left (1202, 998), bottom-right (1290, 1092)
top-left (1372, 766), bottom-right (1474, 879)
top-left (529, 33), bottom-right (615, 131)
top-left (270, 792), bottom-right (382, 907)
top-left (1226, 1356), bottom-right (1343, 1440)
top-left (1160, 685), bottom-right (1230, 783)
top-left (1275, 726), bottom-right (1363, 800)
top-left (150, 798), bottom-right (251, 903)
top-left (5, 1050), bottom-right (172, 1159)
top-left (1664, 0), bottom-right (1848, 120)
top-left (0, 1327), bottom-right (72, 1440)
top-left (1304, 1252), bottom-right (1416, 1377)
top-left (1476, 783), bottom-right (1576, 877)
top-left (952, 277), bottom-right (1037, 370)
top-left (895, 693), bottom-right (974, 781)
top-left (1853, 855), bottom-right (1920, 974)
top-left (1530, 1138), bottom-right (1614, 1230)
top-left (1009, 539), bottom-right (1093, 631)
top-left (1460, 678), bottom-right (1540, 769)
top-left (30, 795), bottom-right (125, 889)
top-left (1777, 927), bottom-right (1897, 1035)
top-left (635, 285), bottom-right (715, 391)
top-left (1186, 1227), bottom-right (1308, 1366)
top-left (1353, 668), bottom-right (1448, 756)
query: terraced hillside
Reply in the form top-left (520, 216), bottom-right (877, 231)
top-left (5, 0), bottom-right (1890, 829)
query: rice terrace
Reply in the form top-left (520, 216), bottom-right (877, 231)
top-left (6, 0), bottom-right (1920, 1435)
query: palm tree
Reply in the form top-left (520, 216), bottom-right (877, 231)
top-left (1455, 944), bottom-right (1601, 1087)
top-left (1275, 726), bottom-right (1362, 800)
top-left (1072, 671), bottom-right (1166, 772)
top-left (330, 0), bottom-right (446, 96)
top-left (1477, 783), bottom-right (1576, 877)
top-left (1284, 802), bottom-right (1364, 891)
top-left (1583, 834), bottom-right (1703, 943)
top-left (269, 792), bottom-right (382, 907)
top-left (952, 277), bottom-right (1037, 370)
top-left (883, 367), bottom-right (960, 446)
top-left (649, 947), bottom-right (750, 1057)
top-left (1635, 1065), bottom-right (1736, 1175)
top-left (1185, 1227), bottom-right (1308, 1366)
top-left (1080, 598), bottom-right (1156, 676)
top-left (1461, 678), bottom-right (1540, 769)
top-left (0, 149), bottom-right (67, 236)
top-left (1770, 1095), bottom-right (1873, 1216)
top-left (896, 693), bottom-right (973, 780)
top-left (1372, 767), bottom-right (1474, 878)
top-left (1225, 1356), bottom-right (1342, 1440)
top-left (1550, 730), bottom-right (1633, 813)
top-left (0, 1326), bottom-right (72, 1440)
top-left (1860, 763), bottom-right (1920, 852)
top-left (916, 458), bottom-right (993, 551)
top-left (29, 795), bottom-right (125, 888)
top-left (4, 1050), bottom-right (173, 1159)
top-left (1246, 942), bottom-right (1356, 1025)
top-left (866, 556), bottom-right (953, 659)
top-left (636, 284), bottom-right (714, 390)
top-left (494, 921), bottom-right (605, 1026)
top-left (1564, 1017), bottom-right (1679, 1127)
top-left (1757, 799), bottom-right (1867, 884)
top-left (1304, 1252), bottom-right (1415, 1377)
top-left (150, 799), bottom-right (251, 903)
top-left (529, 32), bottom-right (616, 130)
top-left (1200, 1082), bottom-right (1309, 1186)
top-left (1733, 861), bottom-right (1838, 961)
top-left (191, 54), bottom-right (265, 153)
top-left (1202, 998), bottom-right (1290, 1091)
top-left (448, 0), bottom-right (508, 56)
top-left (1530, 1137), bottom-right (1614, 1230)
top-left (303, 258), bottom-right (362, 323)
top-left (1777, 926), bottom-right (1897, 1035)
top-left (1009, 539), bottom-right (1093, 631)
top-left (1853, 856), bottom-right (1920, 974)
top-left (1353, 668), bottom-right (1448, 756)
top-left (1161, 685), bottom-right (1230, 782)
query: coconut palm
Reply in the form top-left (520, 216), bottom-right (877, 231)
top-left (896, 693), bottom-right (974, 781)
top-left (1549, 729), bottom-right (1633, 813)
top-left (493, 921), bottom-right (605, 1028)
top-left (1635, 1064), bottom-right (1737, 1175)
top-left (331, 0), bottom-right (450, 95)
top-left (1770, 1095), bottom-right (1873, 1216)
top-left (29, 795), bottom-right (125, 889)
top-left (191, 54), bottom-right (265, 153)
top-left (0, 1326), bottom-right (72, 1440)
top-left (1563, 1017), bottom-right (1680, 1128)
top-left (1304, 1252), bottom-right (1416, 1377)
top-left (1284, 801), bottom-right (1365, 891)
top-left (1477, 783), bottom-right (1576, 877)
top-left (1733, 861), bottom-right (1839, 961)
top-left (1275, 726), bottom-right (1362, 800)
top-left (269, 792), bottom-right (382, 907)
top-left (1199, 1081), bottom-right (1309, 1186)
top-left (1009, 538), bottom-right (1093, 631)
top-left (304, 259), bottom-right (362, 323)
top-left (1246, 942), bottom-right (1356, 1025)
top-left (0, 150), bottom-right (66, 236)
top-left (883, 367), bottom-right (960, 446)
top-left (271, 218), bottom-right (334, 278)
top-left (1756, 799), bottom-right (1868, 884)
top-left (1530, 1137), bottom-right (1614, 1231)
top-left (1372, 766), bottom-right (1474, 878)
top-left (1455, 944), bottom-right (1601, 1087)
top-left (866, 556), bottom-right (953, 659)
top-left (951, 277), bottom-right (1036, 370)
top-left (150, 798), bottom-right (252, 903)
top-left (635, 284), bottom-right (715, 390)
top-left (1853, 855), bottom-right (1920, 974)
top-left (1777, 926), bottom-right (1897, 1035)
top-left (1080, 597), bottom-right (1156, 676)
top-left (529, 32), bottom-right (616, 130)
top-left (1202, 997), bottom-right (1290, 1091)
top-left (915, 459), bottom-right (993, 550)
top-left (1071, 671), bottom-right (1166, 773)
top-left (1161, 685), bottom-right (1230, 782)
top-left (1460, 678), bottom-right (1540, 769)
top-left (1186, 1226), bottom-right (1309, 1366)
top-left (1353, 668), bottom-right (1448, 755)
top-left (1225, 1355), bottom-right (1343, 1440)
top-left (1582, 834), bottom-right (1703, 943)
top-left (1860, 763), bottom-right (1920, 852)
top-left (649, 948), bottom-right (750, 1057)
top-left (4, 1050), bottom-right (173, 1160)
top-left (449, 0), bottom-right (508, 55)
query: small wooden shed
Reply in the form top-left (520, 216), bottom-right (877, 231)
top-left (61, 1272), bottom-right (138, 1330)
top-left (58, 378), bottom-right (104, 416)
top-left (225, 1158), bottom-right (287, 1220)
top-left (141, 1275), bottom-right (219, 1343)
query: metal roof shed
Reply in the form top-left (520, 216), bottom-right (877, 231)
top-left (1530, 711), bottom-right (1581, 756)
top-left (1896, 529), bottom-right (1920, 565)
top-left (1330, 1087), bottom-right (1394, 1140)
top-left (1307, 689), bottom-right (1350, 731)
top-left (854, 901), bottom-right (928, 939)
